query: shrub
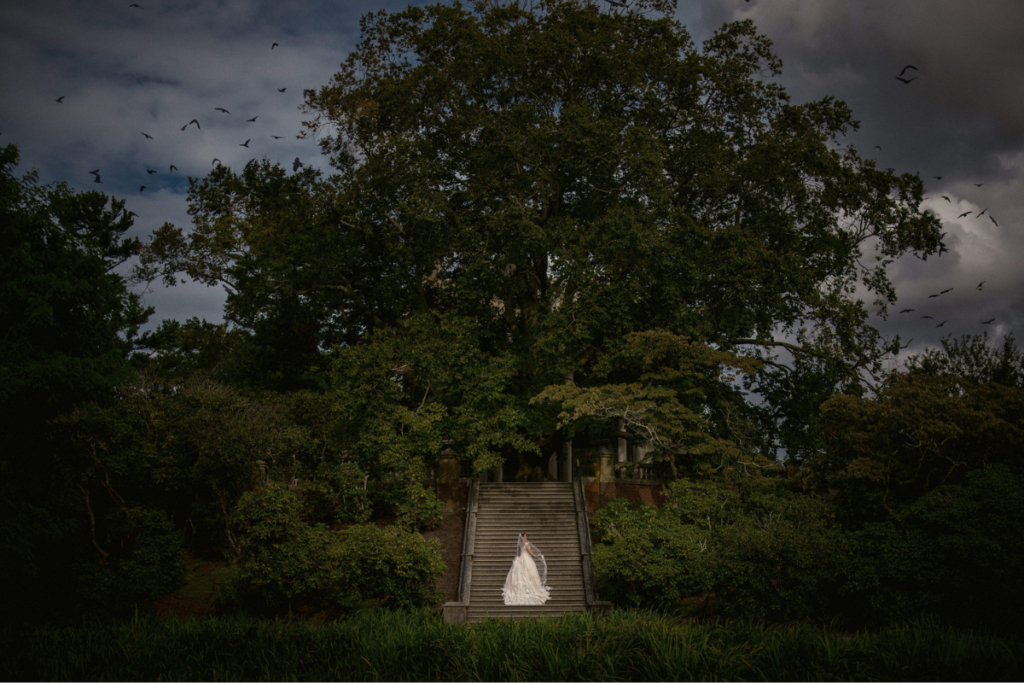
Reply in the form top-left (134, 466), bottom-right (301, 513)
top-left (593, 498), bottom-right (714, 609)
top-left (226, 486), bottom-right (444, 615)
top-left (396, 482), bottom-right (444, 531)
top-left (75, 506), bottom-right (185, 617)
top-left (297, 461), bottom-right (370, 525)
top-left (335, 524), bottom-right (445, 607)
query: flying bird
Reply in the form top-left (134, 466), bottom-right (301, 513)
top-left (129, 3), bottom-right (141, 6)
top-left (139, 186), bottom-right (146, 192)
top-left (88, 170), bottom-right (102, 183)
top-left (941, 196), bottom-right (951, 202)
top-left (928, 294), bottom-right (940, 298)
top-left (939, 246), bottom-right (950, 256)
top-left (933, 176), bottom-right (942, 180)
top-left (977, 208), bottom-right (988, 217)
top-left (170, 164), bottom-right (177, 172)
top-left (990, 216), bottom-right (998, 226)
top-left (212, 158), bottom-right (221, 165)
top-left (873, 145), bottom-right (882, 150)
top-left (899, 65), bottom-right (918, 78)
top-left (247, 116), bottom-right (258, 122)
top-left (56, 96), bottom-right (64, 103)
top-left (271, 135), bottom-right (284, 139)
top-left (141, 132), bottom-right (153, 139)
top-left (278, 88), bottom-right (287, 92)
top-left (215, 108), bottom-right (230, 114)
top-left (293, 157), bottom-right (303, 171)
top-left (975, 183), bottom-right (983, 187)
top-left (272, 42), bottom-right (279, 49)
top-left (977, 282), bottom-right (985, 290)
top-left (895, 76), bottom-right (916, 84)
top-left (146, 169), bottom-right (156, 174)
top-left (240, 138), bottom-right (250, 147)
top-left (940, 288), bottom-right (953, 294)
top-left (958, 211), bottom-right (972, 218)
top-left (126, 211), bottom-right (138, 219)
top-left (936, 321), bottom-right (947, 328)
top-left (921, 316), bottom-right (934, 319)
top-left (982, 318), bottom-right (996, 324)
top-left (899, 309), bottom-right (915, 313)
top-left (182, 119), bottom-right (200, 130)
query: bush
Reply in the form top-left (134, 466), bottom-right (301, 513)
top-left (396, 482), bottom-right (444, 532)
top-left (226, 486), bottom-right (444, 615)
top-left (297, 461), bottom-right (370, 525)
top-left (335, 524), bottom-right (445, 607)
top-left (75, 506), bottom-right (185, 617)
top-left (227, 486), bottom-right (335, 614)
top-left (593, 497), bottom-right (714, 609)
top-left (593, 478), bottom-right (849, 622)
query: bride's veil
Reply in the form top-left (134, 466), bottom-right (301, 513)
top-left (517, 532), bottom-right (547, 586)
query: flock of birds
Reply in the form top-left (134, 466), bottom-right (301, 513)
top-left (51, 16), bottom-right (306, 199)
top-left (882, 64), bottom-right (1003, 331)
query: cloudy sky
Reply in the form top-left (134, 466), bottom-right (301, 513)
top-left (3, 0), bottom-right (1022, 367)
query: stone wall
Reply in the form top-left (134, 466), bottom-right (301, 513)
top-left (581, 480), bottom-right (665, 515)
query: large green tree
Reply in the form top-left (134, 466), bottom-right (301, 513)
top-left (143, 0), bottom-right (941, 469)
top-left (0, 144), bottom-right (152, 620)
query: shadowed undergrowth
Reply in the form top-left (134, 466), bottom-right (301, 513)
top-left (1, 609), bottom-right (1020, 681)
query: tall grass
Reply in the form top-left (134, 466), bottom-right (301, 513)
top-left (2, 610), bottom-right (1019, 681)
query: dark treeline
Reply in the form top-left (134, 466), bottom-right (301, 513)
top-left (1, 0), bottom-right (1022, 640)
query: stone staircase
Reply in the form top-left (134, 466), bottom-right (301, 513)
top-left (462, 482), bottom-right (589, 624)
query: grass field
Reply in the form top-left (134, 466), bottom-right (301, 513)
top-left (2, 609), bottom-right (1020, 681)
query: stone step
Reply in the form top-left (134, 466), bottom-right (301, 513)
top-left (476, 519), bottom-right (576, 524)
top-left (476, 506), bottom-right (575, 509)
top-left (467, 603), bottom-right (587, 611)
top-left (471, 580), bottom-right (584, 589)
top-left (478, 484), bottom-right (572, 489)
top-left (470, 589), bottom-right (586, 598)
top-left (471, 572), bottom-right (585, 580)
top-left (471, 538), bottom-right (579, 545)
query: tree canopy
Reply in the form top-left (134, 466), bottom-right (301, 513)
top-left (141, 0), bottom-right (941, 471)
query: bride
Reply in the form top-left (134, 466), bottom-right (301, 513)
top-left (502, 532), bottom-right (551, 605)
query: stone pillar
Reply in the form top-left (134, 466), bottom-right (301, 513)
top-left (561, 439), bottom-right (573, 482)
top-left (494, 461), bottom-right (503, 483)
top-left (617, 419), bottom-right (628, 464)
top-left (548, 452), bottom-right (559, 481)
top-left (595, 441), bottom-right (615, 483)
top-left (436, 447), bottom-right (462, 513)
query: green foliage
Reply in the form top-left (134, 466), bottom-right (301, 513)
top-left (395, 481), bottom-right (444, 532)
top-left (334, 524), bottom-right (445, 608)
top-left (594, 478), bottom-right (848, 622)
top-left (227, 486), bottom-right (444, 614)
top-left (534, 331), bottom-right (763, 477)
top-left (4, 611), bottom-right (1021, 682)
top-left (593, 497), bottom-right (715, 608)
top-left (593, 465), bottom-right (1024, 630)
top-left (228, 486), bottom-right (341, 614)
top-left (135, 160), bottom-right (345, 391)
top-left (817, 368), bottom-right (1024, 518)
top-left (74, 506), bottom-right (184, 617)
top-left (0, 144), bottom-right (151, 622)
top-left (132, 317), bottom-right (250, 385)
top-left (296, 461), bottom-right (370, 525)
top-left (907, 331), bottom-right (1024, 389)
top-left (136, 0), bottom-right (943, 463)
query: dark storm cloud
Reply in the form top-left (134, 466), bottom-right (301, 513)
top-left (693, 0), bottom-right (1024, 359)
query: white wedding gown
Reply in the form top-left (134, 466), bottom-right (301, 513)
top-left (502, 543), bottom-right (551, 605)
